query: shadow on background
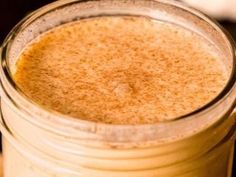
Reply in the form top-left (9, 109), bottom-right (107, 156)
top-left (0, 0), bottom-right (235, 176)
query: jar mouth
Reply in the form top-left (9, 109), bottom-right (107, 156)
top-left (0, 0), bottom-right (236, 144)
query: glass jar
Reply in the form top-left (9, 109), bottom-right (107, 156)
top-left (0, 0), bottom-right (236, 177)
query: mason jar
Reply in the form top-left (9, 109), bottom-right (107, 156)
top-left (0, 0), bottom-right (236, 177)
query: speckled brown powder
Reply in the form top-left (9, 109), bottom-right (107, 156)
top-left (14, 16), bottom-right (228, 124)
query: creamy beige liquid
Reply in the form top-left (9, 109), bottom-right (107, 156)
top-left (2, 16), bottom-right (234, 177)
top-left (14, 16), bottom-right (227, 124)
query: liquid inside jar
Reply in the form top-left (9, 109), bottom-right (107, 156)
top-left (13, 16), bottom-right (228, 124)
top-left (1, 13), bottom-right (235, 177)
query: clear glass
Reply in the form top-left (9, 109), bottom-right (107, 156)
top-left (0, 0), bottom-right (236, 177)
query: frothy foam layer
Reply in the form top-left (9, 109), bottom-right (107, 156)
top-left (14, 16), bottom-right (227, 124)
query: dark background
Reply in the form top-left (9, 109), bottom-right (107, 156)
top-left (0, 0), bottom-right (236, 176)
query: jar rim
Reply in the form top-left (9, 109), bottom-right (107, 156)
top-left (1, 0), bottom-right (236, 144)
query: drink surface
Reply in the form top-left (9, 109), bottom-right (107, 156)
top-left (14, 16), bottom-right (227, 124)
